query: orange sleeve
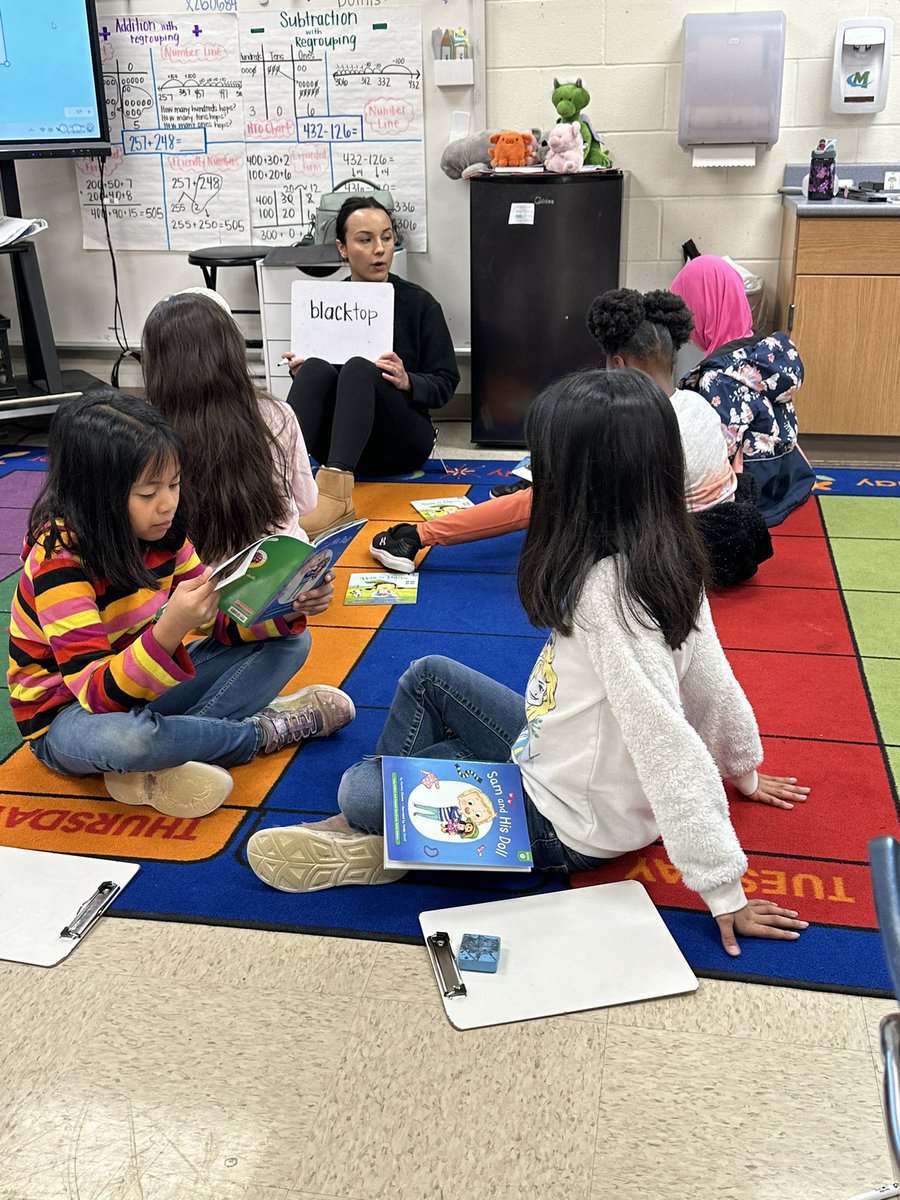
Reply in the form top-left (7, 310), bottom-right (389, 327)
top-left (419, 488), bottom-right (532, 547)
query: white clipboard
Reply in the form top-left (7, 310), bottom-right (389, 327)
top-left (420, 880), bottom-right (699, 1030)
top-left (0, 847), bottom-right (139, 967)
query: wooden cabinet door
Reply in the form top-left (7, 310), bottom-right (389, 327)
top-left (791, 274), bottom-right (900, 435)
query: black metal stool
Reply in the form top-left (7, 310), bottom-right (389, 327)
top-left (186, 245), bottom-right (268, 350)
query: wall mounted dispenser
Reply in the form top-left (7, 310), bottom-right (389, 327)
top-left (679, 11), bottom-right (786, 168)
top-left (831, 19), bottom-right (893, 114)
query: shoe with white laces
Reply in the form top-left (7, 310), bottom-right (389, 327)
top-left (255, 684), bottom-right (355, 753)
top-left (247, 815), bottom-right (406, 892)
top-left (103, 761), bottom-right (233, 818)
top-left (369, 523), bottom-right (422, 574)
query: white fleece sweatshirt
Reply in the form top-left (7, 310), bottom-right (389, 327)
top-left (514, 557), bottom-right (762, 916)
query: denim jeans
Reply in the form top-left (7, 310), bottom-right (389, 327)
top-left (337, 655), bottom-right (609, 874)
top-left (31, 630), bottom-right (311, 776)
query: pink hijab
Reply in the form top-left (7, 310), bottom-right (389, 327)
top-left (670, 255), bottom-right (753, 355)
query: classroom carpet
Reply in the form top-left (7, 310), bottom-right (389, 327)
top-left (0, 445), bottom-right (898, 995)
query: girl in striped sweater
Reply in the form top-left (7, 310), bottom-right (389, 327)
top-left (7, 390), bottom-right (354, 818)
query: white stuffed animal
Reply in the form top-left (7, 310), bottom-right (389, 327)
top-left (543, 121), bottom-right (584, 174)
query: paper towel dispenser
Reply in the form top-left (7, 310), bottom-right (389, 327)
top-left (679, 11), bottom-right (786, 167)
top-left (831, 19), bottom-right (893, 114)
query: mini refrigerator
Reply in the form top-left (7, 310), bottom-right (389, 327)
top-left (470, 171), bottom-right (624, 445)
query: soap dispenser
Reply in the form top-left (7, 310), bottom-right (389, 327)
top-left (831, 18), bottom-right (893, 114)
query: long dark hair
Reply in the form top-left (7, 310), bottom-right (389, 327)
top-left (518, 370), bottom-right (709, 649)
top-left (586, 288), bottom-right (694, 367)
top-left (142, 291), bottom-right (291, 562)
top-left (28, 389), bottom-right (186, 591)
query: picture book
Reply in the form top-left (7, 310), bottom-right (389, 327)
top-left (410, 496), bottom-right (474, 520)
top-left (511, 455), bottom-right (532, 482)
top-left (213, 519), bottom-right (366, 626)
top-left (344, 573), bottom-right (419, 605)
top-left (382, 756), bottom-right (533, 872)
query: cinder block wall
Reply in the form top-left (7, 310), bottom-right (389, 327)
top-left (484, 0), bottom-right (900, 303)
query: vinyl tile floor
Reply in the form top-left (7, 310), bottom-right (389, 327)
top-left (0, 918), bottom-right (894, 1200)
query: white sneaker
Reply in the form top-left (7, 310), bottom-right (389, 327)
top-left (103, 761), bottom-right (233, 818)
top-left (247, 817), bottom-right (406, 892)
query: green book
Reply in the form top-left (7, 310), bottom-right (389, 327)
top-left (212, 519), bottom-right (366, 627)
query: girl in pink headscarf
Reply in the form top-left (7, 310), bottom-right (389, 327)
top-left (671, 255), bottom-right (814, 526)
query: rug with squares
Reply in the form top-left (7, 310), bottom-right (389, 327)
top-left (0, 445), bottom-right (898, 994)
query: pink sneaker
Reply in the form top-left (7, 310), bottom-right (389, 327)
top-left (256, 685), bottom-right (355, 753)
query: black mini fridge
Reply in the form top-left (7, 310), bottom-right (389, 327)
top-left (470, 171), bottom-right (624, 445)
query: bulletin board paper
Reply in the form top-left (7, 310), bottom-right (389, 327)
top-left (76, 5), bottom-right (426, 253)
top-left (240, 6), bottom-right (426, 250)
top-left (290, 280), bottom-right (394, 364)
top-left (76, 12), bottom-right (251, 250)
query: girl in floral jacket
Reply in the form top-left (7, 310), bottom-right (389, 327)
top-left (671, 255), bottom-right (815, 526)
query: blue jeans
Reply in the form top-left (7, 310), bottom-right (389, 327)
top-left (337, 655), bottom-right (608, 874)
top-left (31, 630), bottom-right (311, 776)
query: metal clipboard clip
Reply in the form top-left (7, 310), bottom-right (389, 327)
top-left (60, 881), bottom-right (121, 940)
top-left (425, 931), bottom-right (467, 999)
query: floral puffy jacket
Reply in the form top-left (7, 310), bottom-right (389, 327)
top-left (679, 333), bottom-right (804, 462)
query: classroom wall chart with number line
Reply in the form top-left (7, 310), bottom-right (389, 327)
top-left (240, 7), bottom-right (425, 250)
top-left (74, 7), bottom-right (426, 253)
top-left (75, 13), bottom-right (250, 251)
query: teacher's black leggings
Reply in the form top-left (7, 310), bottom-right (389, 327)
top-left (287, 356), bottom-right (435, 475)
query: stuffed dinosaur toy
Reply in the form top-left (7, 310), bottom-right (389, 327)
top-left (550, 78), bottom-right (612, 167)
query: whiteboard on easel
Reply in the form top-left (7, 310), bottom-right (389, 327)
top-left (420, 880), bottom-right (699, 1030)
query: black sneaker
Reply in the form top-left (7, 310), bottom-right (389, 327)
top-left (370, 523), bottom-right (422, 573)
top-left (489, 478), bottom-right (532, 499)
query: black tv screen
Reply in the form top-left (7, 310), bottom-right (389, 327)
top-left (0, 0), bottom-right (111, 160)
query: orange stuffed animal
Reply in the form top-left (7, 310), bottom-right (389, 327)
top-left (488, 130), bottom-right (536, 168)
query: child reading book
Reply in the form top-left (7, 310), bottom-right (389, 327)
top-left (7, 391), bottom-right (354, 818)
top-left (248, 369), bottom-right (810, 958)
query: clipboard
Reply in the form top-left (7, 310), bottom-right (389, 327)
top-left (420, 880), bottom-right (698, 1030)
top-left (0, 847), bottom-right (139, 967)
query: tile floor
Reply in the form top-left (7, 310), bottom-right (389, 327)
top-left (0, 421), bottom-right (896, 1199)
top-left (0, 918), bottom-right (894, 1200)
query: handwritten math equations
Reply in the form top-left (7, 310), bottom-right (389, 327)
top-left (75, 6), bottom-right (427, 253)
top-left (240, 7), bottom-right (425, 251)
top-left (76, 14), bottom-right (250, 251)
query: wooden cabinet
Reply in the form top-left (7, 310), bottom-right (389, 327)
top-left (776, 210), bottom-right (900, 435)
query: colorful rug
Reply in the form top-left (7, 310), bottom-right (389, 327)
top-left (0, 445), bottom-right (897, 995)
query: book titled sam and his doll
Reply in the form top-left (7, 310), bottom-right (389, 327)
top-left (381, 756), bottom-right (533, 872)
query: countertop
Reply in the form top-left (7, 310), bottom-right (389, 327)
top-left (781, 160), bottom-right (900, 216)
top-left (782, 194), bottom-right (900, 216)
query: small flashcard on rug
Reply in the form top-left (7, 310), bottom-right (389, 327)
top-left (345, 573), bottom-right (419, 605)
top-left (410, 496), bottom-right (474, 520)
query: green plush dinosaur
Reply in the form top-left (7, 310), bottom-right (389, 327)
top-left (550, 77), bottom-right (612, 167)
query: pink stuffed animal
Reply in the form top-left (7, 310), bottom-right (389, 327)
top-left (543, 121), bottom-right (584, 174)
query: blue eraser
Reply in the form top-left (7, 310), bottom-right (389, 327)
top-left (458, 932), bottom-right (501, 973)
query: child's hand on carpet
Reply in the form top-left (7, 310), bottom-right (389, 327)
top-left (291, 572), bottom-right (335, 618)
top-left (716, 900), bottom-right (809, 957)
top-left (744, 774), bottom-right (810, 810)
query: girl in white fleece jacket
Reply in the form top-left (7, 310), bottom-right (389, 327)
top-left (248, 370), bottom-right (809, 957)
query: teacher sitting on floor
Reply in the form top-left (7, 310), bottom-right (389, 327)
top-left (283, 195), bottom-right (460, 538)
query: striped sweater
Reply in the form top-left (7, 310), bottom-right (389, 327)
top-left (7, 533), bottom-right (304, 741)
